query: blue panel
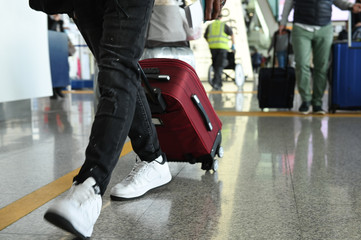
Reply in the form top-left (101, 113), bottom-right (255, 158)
top-left (48, 31), bottom-right (70, 88)
top-left (331, 42), bottom-right (361, 111)
top-left (71, 80), bottom-right (94, 89)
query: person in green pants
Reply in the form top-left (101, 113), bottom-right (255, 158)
top-left (280, 0), bottom-right (361, 114)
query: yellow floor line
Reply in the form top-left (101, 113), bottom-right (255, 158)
top-left (216, 111), bottom-right (361, 117)
top-left (0, 142), bottom-right (133, 231)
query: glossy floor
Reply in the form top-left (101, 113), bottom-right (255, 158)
top-left (1, 81), bottom-right (361, 240)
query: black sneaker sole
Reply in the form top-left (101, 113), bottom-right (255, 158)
top-left (110, 187), bottom-right (156, 201)
top-left (110, 180), bottom-right (171, 201)
top-left (110, 194), bottom-right (143, 201)
top-left (44, 212), bottom-right (88, 240)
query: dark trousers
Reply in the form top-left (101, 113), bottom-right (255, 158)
top-left (72, 0), bottom-right (162, 195)
top-left (210, 49), bottom-right (228, 89)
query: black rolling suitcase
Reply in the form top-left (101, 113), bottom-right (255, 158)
top-left (257, 31), bottom-right (296, 110)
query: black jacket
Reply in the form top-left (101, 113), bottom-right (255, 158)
top-left (29, 0), bottom-right (73, 14)
top-left (294, 0), bottom-right (333, 26)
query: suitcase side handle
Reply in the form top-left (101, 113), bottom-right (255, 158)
top-left (191, 94), bottom-right (213, 131)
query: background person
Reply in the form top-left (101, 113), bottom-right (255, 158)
top-left (141, 0), bottom-right (200, 68)
top-left (352, 0), bottom-right (361, 40)
top-left (204, 14), bottom-right (235, 90)
top-left (250, 46), bottom-right (262, 73)
top-left (280, 0), bottom-right (361, 114)
top-left (268, 27), bottom-right (292, 69)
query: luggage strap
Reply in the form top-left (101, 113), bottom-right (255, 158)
top-left (138, 63), bottom-right (167, 114)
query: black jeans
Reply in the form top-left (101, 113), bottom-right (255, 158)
top-left (72, 0), bottom-right (162, 195)
top-left (210, 49), bottom-right (228, 89)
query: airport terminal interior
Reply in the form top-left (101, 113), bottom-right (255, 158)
top-left (1, 0), bottom-right (361, 240)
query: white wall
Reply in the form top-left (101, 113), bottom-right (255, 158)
top-left (0, 0), bottom-right (52, 103)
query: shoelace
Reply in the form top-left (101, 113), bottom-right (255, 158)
top-left (125, 160), bottom-right (149, 181)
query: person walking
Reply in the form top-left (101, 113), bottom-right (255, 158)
top-left (141, 0), bottom-right (198, 68)
top-left (250, 47), bottom-right (262, 73)
top-left (268, 26), bottom-right (292, 69)
top-left (280, 0), bottom-right (361, 114)
top-left (352, 0), bottom-right (361, 40)
top-left (29, 0), bottom-right (225, 239)
top-left (204, 14), bottom-right (235, 90)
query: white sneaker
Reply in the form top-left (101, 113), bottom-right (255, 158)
top-left (44, 177), bottom-right (102, 239)
top-left (110, 155), bottom-right (172, 200)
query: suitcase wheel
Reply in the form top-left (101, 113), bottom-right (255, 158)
top-left (216, 146), bottom-right (224, 158)
top-left (201, 145), bottom-right (222, 172)
top-left (212, 159), bottom-right (219, 172)
top-left (201, 158), bottom-right (218, 172)
top-left (201, 158), bottom-right (219, 172)
top-left (329, 106), bottom-right (336, 113)
top-left (212, 145), bottom-right (223, 172)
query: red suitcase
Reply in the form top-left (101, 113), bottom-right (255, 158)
top-left (139, 58), bottom-right (223, 171)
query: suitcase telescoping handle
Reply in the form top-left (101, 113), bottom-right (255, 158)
top-left (140, 67), bottom-right (171, 81)
top-left (191, 94), bottom-right (213, 131)
top-left (145, 74), bottom-right (170, 81)
top-left (138, 63), bottom-right (167, 113)
top-left (347, 11), bottom-right (361, 49)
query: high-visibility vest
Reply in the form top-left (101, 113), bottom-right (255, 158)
top-left (206, 20), bottom-right (230, 50)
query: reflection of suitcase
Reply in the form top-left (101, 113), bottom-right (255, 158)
top-left (329, 41), bottom-right (361, 113)
top-left (139, 58), bottom-right (223, 171)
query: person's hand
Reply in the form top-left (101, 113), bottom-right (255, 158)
top-left (204, 0), bottom-right (226, 21)
top-left (352, 3), bottom-right (361, 13)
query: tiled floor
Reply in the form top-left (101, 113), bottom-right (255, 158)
top-left (1, 81), bottom-right (361, 240)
